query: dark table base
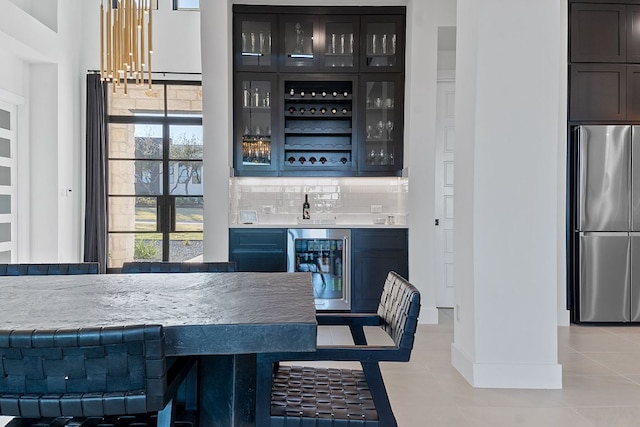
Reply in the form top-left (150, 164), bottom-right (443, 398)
top-left (199, 354), bottom-right (257, 427)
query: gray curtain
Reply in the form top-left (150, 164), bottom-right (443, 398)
top-left (83, 74), bottom-right (107, 273)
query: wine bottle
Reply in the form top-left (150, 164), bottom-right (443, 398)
top-left (341, 107), bottom-right (348, 114)
top-left (310, 107), bottom-right (316, 114)
top-left (320, 107), bottom-right (327, 114)
top-left (303, 194), bottom-right (310, 220)
top-left (288, 107), bottom-right (296, 114)
top-left (331, 107), bottom-right (337, 114)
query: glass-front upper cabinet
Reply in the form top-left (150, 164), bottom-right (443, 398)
top-left (361, 15), bottom-right (405, 72)
top-left (234, 14), bottom-right (278, 72)
top-left (321, 16), bottom-right (359, 70)
top-left (360, 75), bottom-right (403, 175)
top-left (234, 74), bottom-right (278, 175)
top-left (281, 15), bottom-right (360, 72)
top-left (280, 16), bottom-right (319, 71)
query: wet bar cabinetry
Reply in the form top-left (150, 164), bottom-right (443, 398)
top-left (233, 5), bottom-right (405, 176)
top-left (229, 229), bottom-right (287, 272)
top-left (229, 228), bottom-right (408, 313)
top-left (351, 228), bottom-right (408, 312)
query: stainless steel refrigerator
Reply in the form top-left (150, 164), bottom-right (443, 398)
top-left (576, 125), bottom-right (640, 322)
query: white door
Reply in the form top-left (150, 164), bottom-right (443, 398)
top-left (0, 100), bottom-right (17, 263)
top-left (435, 81), bottom-right (455, 307)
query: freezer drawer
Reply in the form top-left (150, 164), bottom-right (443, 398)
top-left (580, 232), bottom-right (630, 322)
top-left (578, 125), bottom-right (631, 231)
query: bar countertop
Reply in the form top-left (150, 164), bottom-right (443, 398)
top-left (0, 272), bottom-right (317, 356)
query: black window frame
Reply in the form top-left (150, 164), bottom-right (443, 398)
top-left (105, 80), bottom-right (203, 272)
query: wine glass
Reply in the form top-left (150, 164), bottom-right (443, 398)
top-left (386, 120), bottom-right (394, 140)
top-left (369, 149), bottom-right (377, 165)
top-left (376, 120), bottom-right (385, 139)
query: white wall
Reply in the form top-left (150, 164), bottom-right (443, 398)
top-left (452, 0), bottom-right (564, 388)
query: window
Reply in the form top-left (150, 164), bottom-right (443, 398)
top-left (107, 82), bottom-right (203, 270)
top-left (173, 0), bottom-right (199, 10)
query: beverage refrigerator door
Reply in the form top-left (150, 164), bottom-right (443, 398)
top-left (287, 229), bottom-right (351, 311)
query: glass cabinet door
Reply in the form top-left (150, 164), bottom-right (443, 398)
top-left (235, 75), bottom-right (277, 175)
top-left (234, 14), bottom-right (277, 72)
top-left (361, 16), bottom-right (404, 71)
top-left (281, 16), bottom-right (318, 70)
top-left (322, 17), bottom-right (359, 70)
top-left (361, 76), bottom-right (403, 173)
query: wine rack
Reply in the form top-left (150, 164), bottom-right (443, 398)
top-left (283, 80), bottom-right (354, 170)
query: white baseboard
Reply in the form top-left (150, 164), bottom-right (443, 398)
top-left (451, 343), bottom-right (562, 389)
top-left (418, 306), bottom-right (439, 324)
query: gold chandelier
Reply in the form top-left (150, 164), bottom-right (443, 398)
top-left (100, 0), bottom-right (154, 95)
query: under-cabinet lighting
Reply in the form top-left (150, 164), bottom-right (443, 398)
top-left (289, 54), bottom-right (314, 59)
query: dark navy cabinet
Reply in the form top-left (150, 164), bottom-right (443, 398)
top-left (351, 228), bottom-right (408, 313)
top-left (229, 228), bottom-right (287, 272)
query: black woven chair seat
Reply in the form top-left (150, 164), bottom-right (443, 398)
top-left (0, 326), bottom-right (195, 427)
top-left (5, 411), bottom-right (197, 427)
top-left (270, 365), bottom-right (378, 425)
top-left (256, 271), bottom-right (421, 427)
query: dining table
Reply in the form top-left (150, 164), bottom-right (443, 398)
top-left (0, 271), bottom-right (318, 427)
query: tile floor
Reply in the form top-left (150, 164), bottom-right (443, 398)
top-left (315, 309), bottom-right (640, 427)
top-left (4, 309), bottom-right (640, 426)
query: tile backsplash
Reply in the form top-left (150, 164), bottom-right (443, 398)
top-left (229, 177), bottom-right (408, 225)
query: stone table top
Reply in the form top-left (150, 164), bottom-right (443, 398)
top-left (0, 272), bottom-right (317, 355)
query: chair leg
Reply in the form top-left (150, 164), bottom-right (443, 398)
top-left (361, 362), bottom-right (397, 427)
top-left (349, 323), bottom-right (368, 345)
top-left (157, 399), bottom-right (174, 427)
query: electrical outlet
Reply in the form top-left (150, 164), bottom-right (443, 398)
top-left (370, 204), bottom-right (383, 213)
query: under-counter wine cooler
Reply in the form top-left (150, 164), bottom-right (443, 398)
top-left (287, 228), bottom-right (350, 311)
